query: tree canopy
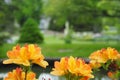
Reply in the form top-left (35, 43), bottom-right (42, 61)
top-left (12, 0), bottom-right (42, 26)
top-left (42, 0), bottom-right (120, 32)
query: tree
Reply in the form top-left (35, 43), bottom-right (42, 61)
top-left (12, 0), bottom-right (42, 26)
top-left (18, 18), bottom-right (44, 44)
top-left (0, 0), bottom-right (16, 45)
top-left (42, 0), bottom-right (102, 32)
top-left (97, 0), bottom-right (120, 33)
top-left (43, 0), bottom-right (120, 32)
top-left (11, 0), bottom-right (44, 43)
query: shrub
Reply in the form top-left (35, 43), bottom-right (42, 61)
top-left (64, 26), bottom-right (73, 44)
top-left (18, 18), bottom-right (44, 44)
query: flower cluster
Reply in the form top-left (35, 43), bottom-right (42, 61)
top-left (3, 44), bottom-right (120, 80)
top-left (4, 68), bottom-right (36, 80)
top-left (3, 44), bottom-right (49, 80)
top-left (50, 56), bottom-right (94, 80)
top-left (3, 44), bottom-right (48, 67)
top-left (89, 47), bottom-right (120, 79)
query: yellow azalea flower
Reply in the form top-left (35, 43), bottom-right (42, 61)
top-left (89, 50), bottom-right (108, 63)
top-left (3, 44), bottom-right (48, 68)
top-left (4, 68), bottom-right (36, 80)
top-left (89, 60), bottom-right (101, 68)
top-left (89, 47), bottom-right (120, 79)
top-left (68, 56), bottom-right (94, 78)
top-left (78, 62), bottom-right (94, 78)
top-left (50, 57), bottom-right (68, 76)
top-left (89, 47), bottom-right (120, 66)
top-left (3, 45), bottom-right (21, 65)
top-left (26, 72), bottom-right (36, 80)
top-left (51, 56), bottom-right (94, 80)
top-left (67, 56), bottom-right (77, 74)
top-left (105, 47), bottom-right (120, 60)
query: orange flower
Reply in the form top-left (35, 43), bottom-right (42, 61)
top-left (68, 56), bottom-right (94, 78)
top-left (89, 47), bottom-right (120, 79)
top-left (107, 71), bottom-right (113, 78)
top-left (50, 57), bottom-right (68, 76)
top-left (67, 56), bottom-right (77, 74)
top-left (26, 72), bottom-right (36, 80)
top-left (107, 71), bottom-right (116, 79)
top-left (4, 68), bottom-right (36, 80)
top-left (51, 56), bottom-right (94, 79)
top-left (3, 44), bottom-right (48, 68)
top-left (89, 50), bottom-right (108, 64)
top-left (105, 47), bottom-right (120, 60)
top-left (89, 49), bottom-right (108, 69)
top-left (80, 76), bottom-right (89, 80)
top-left (89, 47), bottom-right (120, 69)
top-left (89, 60), bottom-right (101, 68)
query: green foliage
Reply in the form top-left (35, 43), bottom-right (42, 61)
top-left (64, 26), bottom-right (74, 44)
top-left (103, 25), bottom-right (109, 31)
top-left (64, 34), bottom-right (72, 44)
top-left (0, 1), bottom-right (14, 27)
top-left (42, 0), bottom-right (120, 32)
top-left (98, 0), bottom-right (120, 32)
top-left (0, 0), bottom-right (16, 45)
top-left (12, 0), bottom-right (42, 26)
top-left (43, 0), bottom-right (102, 31)
top-left (18, 18), bottom-right (44, 44)
top-left (102, 60), bottom-right (111, 70)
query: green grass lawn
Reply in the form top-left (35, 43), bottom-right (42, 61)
top-left (42, 42), bottom-right (120, 58)
top-left (0, 41), bottom-right (120, 59)
top-left (0, 35), bottom-right (120, 58)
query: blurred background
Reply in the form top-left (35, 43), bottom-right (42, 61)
top-left (0, 0), bottom-right (120, 58)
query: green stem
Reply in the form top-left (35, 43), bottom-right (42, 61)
top-left (25, 69), bottom-right (28, 80)
top-left (65, 74), bottom-right (80, 80)
top-left (22, 66), bottom-right (31, 80)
